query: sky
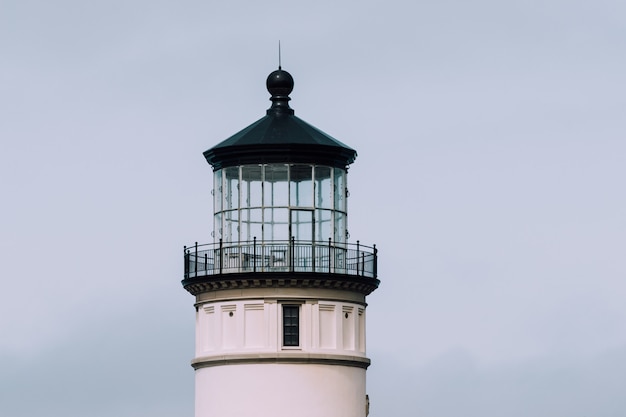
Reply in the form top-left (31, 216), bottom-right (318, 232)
top-left (1, 0), bottom-right (625, 416)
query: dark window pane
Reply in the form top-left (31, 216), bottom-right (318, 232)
top-left (282, 305), bottom-right (299, 346)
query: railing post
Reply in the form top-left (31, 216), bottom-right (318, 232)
top-left (253, 236), bottom-right (257, 273)
top-left (328, 238), bottom-right (332, 274)
top-left (361, 252), bottom-right (365, 276)
top-left (204, 253), bottom-right (208, 274)
top-left (312, 240), bottom-right (316, 272)
top-left (194, 242), bottom-right (198, 275)
top-left (356, 240), bottom-right (360, 276)
top-left (219, 238), bottom-right (223, 275)
top-left (184, 246), bottom-right (188, 277)
top-left (373, 244), bottom-right (377, 278)
top-left (290, 236), bottom-right (295, 273)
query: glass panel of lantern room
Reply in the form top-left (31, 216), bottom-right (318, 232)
top-left (290, 209), bottom-right (313, 242)
top-left (333, 168), bottom-right (346, 213)
top-left (240, 208), bottom-right (262, 242)
top-left (264, 208), bottom-right (289, 241)
top-left (214, 169), bottom-right (223, 213)
top-left (223, 209), bottom-right (238, 243)
top-left (315, 209), bottom-right (332, 242)
top-left (264, 164), bottom-right (289, 207)
top-left (214, 212), bottom-right (222, 240)
top-left (241, 165), bottom-right (263, 209)
top-left (333, 168), bottom-right (347, 244)
top-left (223, 167), bottom-right (239, 212)
top-left (334, 211), bottom-right (346, 244)
top-left (315, 167), bottom-right (332, 209)
top-left (250, 208), bottom-right (263, 242)
top-left (213, 169), bottom-right (223, 242)
top-left (290, 165), bottom-right (313, 208)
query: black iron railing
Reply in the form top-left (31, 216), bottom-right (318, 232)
top-left (184, 238), bottom-right (377, 279)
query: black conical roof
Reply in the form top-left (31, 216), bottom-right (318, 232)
top-left (203, 69), bottom-right (357, 170)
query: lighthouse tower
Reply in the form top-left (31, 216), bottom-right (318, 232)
top-left (182, 68), bottom-right (380, 417)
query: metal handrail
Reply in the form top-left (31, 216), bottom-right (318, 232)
top-left (184, 238), bottom-right (377, 280)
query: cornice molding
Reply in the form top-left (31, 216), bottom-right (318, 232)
top-left (192, 353), bottom-right (371, 370)
top-left (182, 272), bottom-right (379, 297)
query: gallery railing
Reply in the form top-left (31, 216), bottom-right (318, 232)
top-left (184, 238), bottom-right (377, 279)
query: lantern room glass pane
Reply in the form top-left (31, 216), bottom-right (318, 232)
top-left (214, 212), bottom-right (222, 239)
top-left (241, 165), bottom-right (263, 208)
top-left (290, 210), bottom-right (313, 241)
top-left (264, 165), bottom-right (289, 207)
top-left (224, 167), bottom-right (239, 211)
top-left (240, 208), bottom-right (262, 242)
top-left (334, 211), bottom-right (346, 243)
top-left (223, 209), bottom-right (238, 242)
top-left (290, 165), bottom-right (313, 207)
top-left (214, 169), bottom-right (222, 213)
top-left (264, 208), bottom-right (288, 241)
top-left (333, 169), bottom-right (345, 212)
top-left (315, 209), bottom-right (332, 242)
top-left (315, 167), bottom-right (332, 209)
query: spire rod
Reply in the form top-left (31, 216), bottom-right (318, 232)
top-left (278, 40), bottom-right (282, 70)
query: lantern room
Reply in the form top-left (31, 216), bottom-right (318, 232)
top-left (183, 68), bottom-right (377, 282)
top-left (213, 164), bottom-right (347, 244)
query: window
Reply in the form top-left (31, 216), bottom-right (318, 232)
top-left (282, 305), bottom-right (299, 347)
top-left (214, 164), bottom-right (348, 245)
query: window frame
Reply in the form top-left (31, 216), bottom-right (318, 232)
top-left (281, 304), bottom-right (300, 348)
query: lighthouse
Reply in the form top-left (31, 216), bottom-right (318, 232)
top-left (182, 67), bottom-right (380, 417)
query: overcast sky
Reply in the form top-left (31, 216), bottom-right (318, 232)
top-left (1, 0), bottom-right (625, 416)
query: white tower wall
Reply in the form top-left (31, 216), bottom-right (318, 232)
top-left (191, 287), bottom-right (370, 417)
top-left (195, 364), bottom-right (366, 417)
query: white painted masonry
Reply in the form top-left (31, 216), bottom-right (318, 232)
top-left (194, 298), bottom-right (366, 357)
top-left (195, 363), bottom-right (366, 417)
top-left (191, 287), bottom-right (370, 417)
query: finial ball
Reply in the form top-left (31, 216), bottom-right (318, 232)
top-left (266, 69), bottom-right (294, 97)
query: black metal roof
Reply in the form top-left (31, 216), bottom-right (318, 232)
top-left (203, 69), bottom-right (357, 170)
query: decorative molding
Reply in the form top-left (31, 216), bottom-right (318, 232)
top-left (192, 353), bottom-right (371, 370)
top-left (194, 285), bottom-right (368, 305)
top-left (182, 273), bottom-right (380, 297)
